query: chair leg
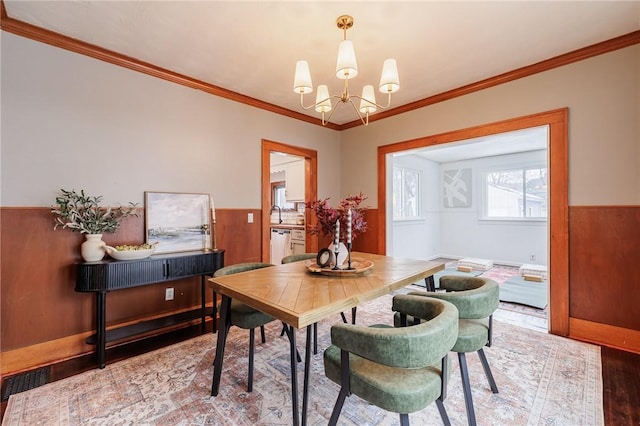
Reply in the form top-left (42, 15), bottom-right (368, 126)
top-left (260, 325), bottom-right (266, 343)
top-left (351, 306), bottom-right (357, 324)
top-left (477, 348), bottom-right (499, 393)
top-left (458, 352), bottom-right (477, 426)
top-left (399, 413), bottom-right (410, 426)
top-left (435, 399), bottom-right (451, 426)
top-left (248, 328), bottom-right (255, 392)
top-left (340, 312), bottom-right (348, 323)
top-left (328, 387), bottom-right (348, 426)
top-left (313, 322), bottom-right (318, 355)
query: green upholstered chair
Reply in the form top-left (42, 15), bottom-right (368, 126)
top-left (212, 262), bottom-right (275, 393)
top-left (324, 295), bottom-right (459, 426)
top-left (402, 276), bottom-right (500, 426)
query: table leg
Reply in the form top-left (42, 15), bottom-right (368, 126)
top-left (425, 275), bottom-right (436, 292)
top-left (287, 325), bottom-right (300, 426)
top-left (211, 295), bottom-right (231, 396)
top-left (212, 290), bottom-right (218, 333)
top-left (200, 276), bottom-right (206, 334)
top-left (96, 292), bottom-right (107, 369)
top-left (302, 324), bottom-right (312, 426)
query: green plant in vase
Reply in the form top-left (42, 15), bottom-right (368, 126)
top-left (51, 189), bottom-right (138, 261)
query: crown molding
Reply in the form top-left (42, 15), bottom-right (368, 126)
top-left (1, 2), bottom-right (638, 131)
top-left (340, 30), bottom-right (640, 130)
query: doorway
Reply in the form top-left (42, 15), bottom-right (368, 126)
top-left (376, 109), bottom-right (569, 336)
top-left (261, 139), bottom-right (318, 263)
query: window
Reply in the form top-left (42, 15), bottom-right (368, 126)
top-left (272, 182), bottom-right (295, 210)
top-left (393, 166), bottom-right (421, 220)
top-left (483, 166), bottom-right (547, 219)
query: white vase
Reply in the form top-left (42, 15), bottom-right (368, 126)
top-left (81, 234), bottom-right (106, 262)
top-left (328, 242), bottom-right (349, 269)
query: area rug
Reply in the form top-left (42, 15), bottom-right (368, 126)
top-left (2, 293), bottom-right (602, 426)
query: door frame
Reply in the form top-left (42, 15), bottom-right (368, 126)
top-left (376, 108), bottom-right (569, 336)
top-left (261, 139), bottom-right (318, 262)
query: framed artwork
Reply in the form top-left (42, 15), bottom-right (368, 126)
top-left (443, 168), bottom-right (472, 208)
top-left (145, 192), bottom-right (210, 254)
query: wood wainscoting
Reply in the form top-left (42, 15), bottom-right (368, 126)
top-left (569, 206), bottom-right (640, 353)
top-left (0, 206), bottom-right (264, 375)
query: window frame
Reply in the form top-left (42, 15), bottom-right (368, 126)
top-left (392, 165), bottom-right (422, 221)
top-left (480, 163), bottom-right (548, 222)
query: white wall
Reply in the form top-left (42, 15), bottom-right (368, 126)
top-left (438, 151), bottom-right (548, 265)
top-left (0, 33), bottom-right (342, 208)
top-left (390, 151), bottom-right (548, 265)
top-left (389, 154), bottom-right (440, 260)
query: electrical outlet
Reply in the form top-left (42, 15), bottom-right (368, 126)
top-left (248, 213), bottom-right (254, 223)
top-left (165, 287), bottom-right (174, 301)
top-left (529, 254), bottom-right (536, 261)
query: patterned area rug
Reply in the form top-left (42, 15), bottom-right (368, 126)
top-left (3, 293), bottom-right (602, 426)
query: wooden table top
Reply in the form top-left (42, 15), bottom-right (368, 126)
top-left (208, 252), bottom-right (444, 329)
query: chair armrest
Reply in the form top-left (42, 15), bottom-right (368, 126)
top-left (330, 303), bottom-right (458, 368)
top-left (392, 294), bottom-right (443, 321)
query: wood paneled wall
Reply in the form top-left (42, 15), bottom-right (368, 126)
top-left (0, 206), bottom-right (264, 373)
top-left (569, 206), bottom-right (640, 330)
top-left (3, 205), bottom-right (639, 373)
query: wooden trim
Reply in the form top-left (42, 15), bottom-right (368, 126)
top-left (1, 3), bottom-right (637, 130)
top-left (1, 304), bottom-right (210, 374)
top-left (570, 318), bottom-right (640, 355)
top-left (261, 140), bottom-right (318, 263)
top-left (377, 108), bottom-right (569, 336)
top-left (0, 7), bottom-right (341, 131)
top-left (340, 31), bottom-right (640, 130)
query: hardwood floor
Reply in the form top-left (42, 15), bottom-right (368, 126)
top-left (1, 323), bottom-right (639, 425)
top-left (601, 345), bottom-right (640, 425)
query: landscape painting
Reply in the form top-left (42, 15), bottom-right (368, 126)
top-left (145, 192), bottom-right (210, 253)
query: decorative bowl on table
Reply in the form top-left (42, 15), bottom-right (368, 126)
top-left (104, 243), bottom-right (158, 261)
top-left (304, 258), bottom-right (374, 276)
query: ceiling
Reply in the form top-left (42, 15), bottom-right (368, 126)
top-left (400, 125), bottom-right (548, 163)
top-left (4, 1), bottom-right (639, 128)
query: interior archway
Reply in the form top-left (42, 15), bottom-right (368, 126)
top-left (376, 109), bottom-right (569, 336)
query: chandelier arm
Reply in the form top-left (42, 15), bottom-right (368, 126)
top-left (321, 100), bottom-right (342, 124)
top-left (299, 93), bottom-right (345, 111)
top-left (347, 98), bottom-right (369, 126)
top-left (351, 91), bottom-right (394, 110)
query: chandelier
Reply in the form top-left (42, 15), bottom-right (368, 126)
top-left (293, 15), bottom-right (400, 126)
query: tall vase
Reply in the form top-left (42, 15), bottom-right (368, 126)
top-left (328, 242), bottom-right (348, 269)
top-left (81, 234), bottom-right (106, 262)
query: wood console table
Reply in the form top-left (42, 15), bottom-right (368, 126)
top-left (76, 249), bottom-right (225, 368)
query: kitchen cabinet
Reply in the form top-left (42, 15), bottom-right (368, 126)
top-left (285, 160), bottom-right (305, 202)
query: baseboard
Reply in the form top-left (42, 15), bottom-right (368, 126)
top-left (1, 305), bottom-right (215, 375)
top-left (570, 317), bottom-right (640, 354)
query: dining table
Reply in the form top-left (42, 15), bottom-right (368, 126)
top-left (208, 251), bottom-right (444, 426)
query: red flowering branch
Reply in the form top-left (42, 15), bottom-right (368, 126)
top-left (305, 192), bottom-right (368, 241)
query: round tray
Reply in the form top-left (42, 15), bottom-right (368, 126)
top-left (305, 258), bottom-right (374, 276)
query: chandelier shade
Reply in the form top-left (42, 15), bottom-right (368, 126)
top-left (293, 60), bottom-right (313, 94)
top-left (293, 15), bottom-right (400, 126)
top-left (359, 85), bottom-right (377, 114)
top-left (336, 40), bottom-right (358, 79)
top-left (315, 85), bottom-right (332, 113)
top-left (379, 59), bottom-right (400, 93)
